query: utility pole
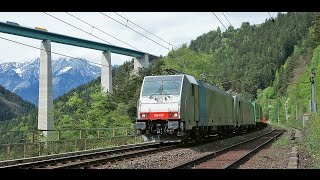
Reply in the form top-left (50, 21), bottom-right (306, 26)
top-left (310, 68), bottom-right (316, 113)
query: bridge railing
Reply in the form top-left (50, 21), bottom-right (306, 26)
top-left (0, 127), bottom-right (142, 161)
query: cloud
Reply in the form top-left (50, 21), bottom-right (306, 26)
top-left (0, 12), bottom-right (272, 65)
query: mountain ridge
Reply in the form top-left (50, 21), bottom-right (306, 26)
top-left (0, 57), bottom-right (102, 105)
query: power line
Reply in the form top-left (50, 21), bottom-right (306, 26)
top-left (267, 12), bottom-right (275, 22)
top-left (0, 35), bottom-right (107, 67)
top-left (114, 12), bottom-right (176, 49)
top-left (43, 12), bottom-right (114, 46)
top-left (99, 12), bottom-right (170, 50)
top-left (65, 12), bottom-right (141, 51)
top-left (221, 12), bottom-right (233, 27)
top-left (211, 12), bottom-right (228, 31)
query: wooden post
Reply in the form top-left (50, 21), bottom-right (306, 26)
top-left (6, 145), bottom-right (10, 160)
top-left (38, 143), bottom-right (41, 156)
top-left (23, 144), bottom-right (27, 158)
top-left (57, 130), bottom-right (61, 141)
top-left (79, 130), bottom-right (83, 139)
top-left (64, 141), bottom-right (67, 153)
top-left (32, 131), bottom-right (35, 143)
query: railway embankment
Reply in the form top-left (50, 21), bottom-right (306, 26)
top-left (239, 125), bottom-right (314, 169)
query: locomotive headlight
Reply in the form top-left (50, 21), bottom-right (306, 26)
top-left (140, 113), bottom-right (149, 118)
top-left (169, 112), bottom-right (179, 118)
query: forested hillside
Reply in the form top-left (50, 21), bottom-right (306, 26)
top-left (0, 85), bottom-right (36, 145)
top-left (254, 12), bottom-right (320, 167)
top-left (0, 85), bottom-right (35, 122)
top-left (164, 12), bottom-right (313, 100)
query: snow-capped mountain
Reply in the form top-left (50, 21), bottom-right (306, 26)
top-left (0, 58), bottom-right (101, 105)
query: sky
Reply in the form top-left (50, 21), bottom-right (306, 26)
top-left (0, 12), bottom-right (277, 66)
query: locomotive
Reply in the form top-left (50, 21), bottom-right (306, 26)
top-left (135, 74), bottom-right (266, 142)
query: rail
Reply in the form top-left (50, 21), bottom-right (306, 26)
top-left (1, 141), bottom-right (179, 169)
top-left (172, 129), bottom-right (284, 169)
top-left (0, 127), bottom-right (142, 161)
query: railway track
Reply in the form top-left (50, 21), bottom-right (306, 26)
top-left (2, 136), bottom-right (222, 169)
top-left (172, 129), bottom-right (284, 169)
top-left (0, 141), bottom-right (179, 169)
top-left (0, 128), bottom-right (272, 169)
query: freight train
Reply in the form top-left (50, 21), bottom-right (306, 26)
top-left (135, 74), bottom-right (267, 142)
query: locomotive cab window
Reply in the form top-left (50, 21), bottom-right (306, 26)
top-left (141, 75), bottom-right (182, 97)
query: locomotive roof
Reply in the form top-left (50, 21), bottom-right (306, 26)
top-left (185, 75), bottom-right (231, 96)
top-left (185, 75), bottom-right (198, 84)
top-left (200, 81), bottom-right (231, 96)
top-left (144, 74), bottom-right (183, 79)
top-left (144, 74), bottom-right (233, 97)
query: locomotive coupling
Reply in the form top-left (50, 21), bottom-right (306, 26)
top-left (156, 124), bottom-right (163, 134)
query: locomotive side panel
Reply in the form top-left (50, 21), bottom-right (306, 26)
top-left (217, 93), bottom-right (225, 125)
top-left (259, 105), bottom-right (263, 121)
top-left (226, 95), bottom-right (234, 126)
top-left (205, 84), bottom-right (221, 126)
top-left (181, 78), bottom-right (196, 130)
top-left (206, 88), bottom-right (216, 127)
top-left (241, 100), bottom-right (255, 125)
top-left (256, 103), bottom-right (263, 122)
top-left (204, 83), bottom-right (234, 126)
top-left (199, 83), bottom-right (207, 127)
top-left (193, 84), bottom-right (200, 127)
top-left (252, 102), bottom-right (258, 122)
top-left (233, 96), bottom-right (240, 126)
top-left (181, 75), bottom-right (201, 131)
top-left (249, 102), bottom-right (256, 124)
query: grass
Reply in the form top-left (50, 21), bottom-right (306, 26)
top-left (272, 135), bottom-right (292, 148)
top-left (269, 115), bottom-right (320, 168)
top-left (267, 121), bottom-right (289, 130)
top-left (303, 114), bottom-right (320, 168)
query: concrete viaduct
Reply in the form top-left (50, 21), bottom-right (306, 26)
top-left (0, 21), bottom-right (158, 137)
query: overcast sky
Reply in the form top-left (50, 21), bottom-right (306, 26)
top-left (0, 12), bottom-right (277, 65)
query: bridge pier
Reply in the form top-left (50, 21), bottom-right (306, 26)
top-left (38, 40), bottom-right (54, 139)
top-left (133, 53), bottom-right (149, 75)
top-left (101, 50), bottom-right (112, 93)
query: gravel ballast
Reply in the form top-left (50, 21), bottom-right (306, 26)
top-left (96, 127), bottom-right (277, 169)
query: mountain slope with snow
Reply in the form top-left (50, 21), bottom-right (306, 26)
top-left (0, 58), bottom-right (101, 105)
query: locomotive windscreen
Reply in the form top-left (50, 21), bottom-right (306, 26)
top-left (141, 76), bottom-right (182, 97)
